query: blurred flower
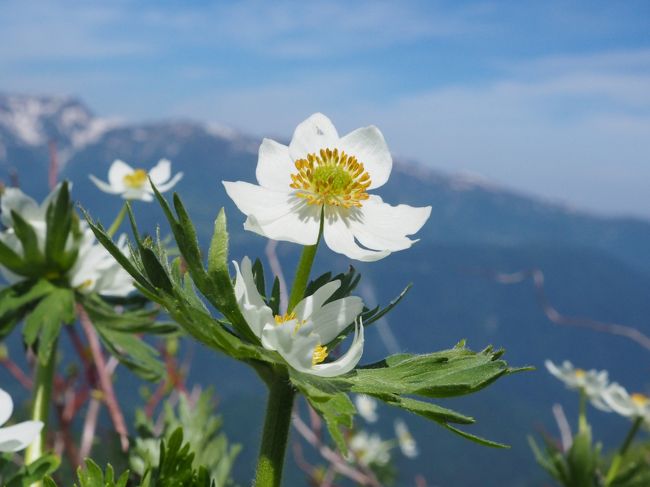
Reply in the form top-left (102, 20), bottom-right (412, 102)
top-left (355, 394), bottom-right (378, 423)
top-left (234, 256), bottom-right (364, 377)
top-left (545, 360), bottom-right (611, 411)
top-left (0, 388), bottom-right (43, 452)
top-left (348, 431), bottom-right (391, 466)
top-left (394, 418), bottom-right (418, 458)
top-left (602, 384), bottom-right (650, 423)
top-left (0, 186), bottom-right (134, 296)
top-left (224, 113), bottom-right (431, 262)
top-left (90, 159), bottom-right (183, 202)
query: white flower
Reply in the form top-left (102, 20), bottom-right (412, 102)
top-left (354, 394), bottom-right (378, 423)
top-left (394, 418), bottom-right (418, 458)
top-left (233, 256), bottom-right (364, 377)
top-left (348, 431), bottom-right (391, 466)
top-left (0, 388), bottom-right (43, 452)
top-left (89, 159), bottom-right (183, 202)
top-left (0, 187), bottom-right (134, 297)
top-left (223, 113), bottom-right (431, 262)
top-left (545, 360), bottom-right (611, 411)
top-left (602, 383), bottom-right (650, 423)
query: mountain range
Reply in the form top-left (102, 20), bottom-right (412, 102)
top-left (2, 93), bottom-right (650, 486)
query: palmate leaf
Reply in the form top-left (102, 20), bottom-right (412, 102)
top-left (291, 343), bottom-right (521, 452)
top-left (0, 279), bottom-right (55, 339)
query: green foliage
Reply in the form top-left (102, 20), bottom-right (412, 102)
top-left (130, 390), bottom-right (240, 485)
top-left (0, 452), bottom-right (60, 487)
top-left (71, 459), bottom-right (129, 487)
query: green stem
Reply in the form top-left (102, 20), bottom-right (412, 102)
top-left (578, 388), bottom-right (588, 434)
top-left (605, 417), bottom-right (643, 485)
top-left (106, 202), bottom-right (128, 238)
top-left (286, 214), bottom-right (323, 312)
top-left (25, 337), bottom-right (59, 486)
top-left (254, 375), bottom-right (295, 487)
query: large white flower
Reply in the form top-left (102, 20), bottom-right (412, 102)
top-left (0, 388), bottom-right (43, 452)
top-left (545, 360), bottom-right (611, 411)
top-left (89, 159), bottom-right (183, 202)
top-left (602, 383), bottom-right (650, 423)
top-left (233, 257), bottom-right (364, 377)
top-left (0, 187), bottom-right (134, 297)
top-left (223, 113), bottom-right (431, 262)
top-left (348, 431), bottom-right (391, 466)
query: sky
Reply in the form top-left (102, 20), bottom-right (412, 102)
top-left (1, 0), bottom-right (649, 218)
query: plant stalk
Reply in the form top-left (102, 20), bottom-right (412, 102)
top-left (254, 375), bottom-right (295, 487)
top-left (106, 202), bottom-right (128, 238)
top-left (578, 388), bottom-right (588, 434)
top-left (25, 336), bottom-right (59, 487)
top-left (287, 214), bottom-right (323, 312)
top-left (605, 416), bottom-right (643, 485)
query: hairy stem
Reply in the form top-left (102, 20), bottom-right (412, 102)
top-left (287, 214), bottom-right (323, 312)
top-left (254, 375), bottom-right (295, 487)
top-left (25, 337), bottom-right (59, 486)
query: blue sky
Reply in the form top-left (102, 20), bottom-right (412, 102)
top-left (1, 0), bottom-right (649, 217)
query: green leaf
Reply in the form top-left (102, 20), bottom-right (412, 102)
top-left (207, 208), bottom-right (228, 277)
top-left (45, 181), bottom-right (73, 267)
top-left (11, 210), bottom-right (43, 266)
top-left (0, 239), bottom-right (27, 274)
top-left (361, 283), bottom-right (412, 326)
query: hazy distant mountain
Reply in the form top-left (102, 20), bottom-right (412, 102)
top-left (2, 93), bottom-right (650, 486)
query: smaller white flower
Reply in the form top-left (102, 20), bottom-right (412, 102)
top-left (394, 418), bottom-right (418, 458)
top-left (348, 431), bottom-right (391, 466)
top-left (354, 394), bottom-right (378, 423)
top-left (545, 360), bottom-right (611, 411)
top-left (602, 383), bottom-right (650, 423)
top-left (234, 257), bottom-right (364, 377)
top-left (0, 388), bottom-right (43, 452)
top-left (89, 159), bottom-right (183, 202)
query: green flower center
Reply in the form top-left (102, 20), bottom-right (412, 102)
top-left (290, 148), bottom-right (371, 208)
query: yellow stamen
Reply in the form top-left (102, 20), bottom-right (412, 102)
top-left (312, 345), bottom-right (328, 366)
top-left (631, 393), bottom-right (649, 407)
top-left (123, 169), bottom-right (148, 189)
top-left (290, 148), bottom-right (371, 208)
top-left (575, 369), bottom-right (586, 379)
top-left (274, 312), bottom-right (296, 325)
top-left (77, 279), bottom-right (94, 290)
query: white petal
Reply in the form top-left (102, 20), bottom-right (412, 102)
top-left (149, 159), bottom-right (171, 185)
top-left (154, 171), bottom-right (183, 193)
top-left (89, 175), bottom-right (122, 194)
top-left (223, 182), bottom-right (320, 245)
top-left (310, 320), bottom-right (364, 378)
top-left (107, 159), bottom-right (133, 191)
top-left (122, 188), bottom-right (152, 201)
top-left (0, 389), bottom-right (14, 427)
top-left (261, 320), bottom-right (310, 356)
top-left (289, 113), bottom-right (339, 161)
top-left (0, 421), bottom-right (43, 452)
top-left (308, 296), bottom-right (364, 344)
top-left (293, 280), bottom-right (341, 322)
top-left (348, 196), bottom-right (431, 252)
top-left (1, 188), bottom-right (40, 227)
top-left (256, 139), bottom-right (294, 190)
top-left (323, 208), bottom-right (390, 262)
top-left (338, 126), bottom-right (392, 189)
top-left (233, 257), bottom-right (274, 338)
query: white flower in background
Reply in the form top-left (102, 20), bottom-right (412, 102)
top-left (0, 388), bottom-right (43, 452)
top-left (224, 113), bottom-right (431, 262)
top-left (89, 158), bottom-right (183, 202)
top-left (234, 256), bottom-right (364, 377)
top-left (348, 431), bottom-right (391, 466)
top-left (0, 187), bottom-right (134, 297)
top-left (545, 360), bottom-right (611, 411)
top-left (355, 394), bottom-right (378, 423)
top-left (394, 418), bottom-right (418, 458)
top-left (602, 384), bottom-right (650, 423)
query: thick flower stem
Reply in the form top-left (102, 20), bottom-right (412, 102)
top-left (106, 202), bottom-right (128, 237)
top-left (25, 336), bottom-right (59, 487)
top-left (254, 376), bottom-right (295, 487)
top-left (578, 388), bottom-right (588, 434)
top-left (605, 417), bottom-right (643, 486)
top-left (287, 215), bottom-right (323, 312)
